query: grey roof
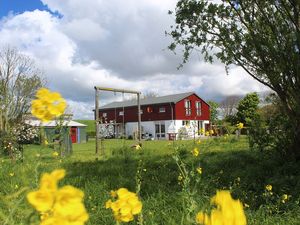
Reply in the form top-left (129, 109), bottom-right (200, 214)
top-left (25, 120), bottom-right (87, 127)
top-left (100, 92), bottom-right (195, 109)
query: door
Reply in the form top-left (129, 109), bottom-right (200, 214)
top-left (70, 127), bottom-right (77, 143)
top-left (155, 121), bottom-right (166, 139)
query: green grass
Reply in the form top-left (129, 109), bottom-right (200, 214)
top-left (1, 136), bottom-right (300, 224)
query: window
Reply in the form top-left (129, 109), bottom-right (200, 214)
top-left (182, 120), bottom-right (190, 126)
top-left (184, 99), bottom-right (191, 115)
top-left (196, 101), bottom-right (201, 116)
top-left (102, 112), bottom-right (107, 117)
top-left (119, 111), bottom-right (124, 116)
top-left (140, 110), bottom-right (143, 114)
top-left (159, 107), bottom-right (166, 113)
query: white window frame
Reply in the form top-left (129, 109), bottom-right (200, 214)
top-left (159, 107), bottom-right (166, 113)
top-left (184, 99), bottom-right (191, 116)
top-left (102, 112), bottom-right (107, 117)
top-left (119, 111), bottom-right (124, 116)
top-left (196, 101), bottom-right (201, 116)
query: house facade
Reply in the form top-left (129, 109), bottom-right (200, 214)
top-left (99, 92), bottom-right (210, 140)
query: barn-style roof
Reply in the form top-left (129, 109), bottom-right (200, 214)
top-left (100, 92), bottom-right (195, 109)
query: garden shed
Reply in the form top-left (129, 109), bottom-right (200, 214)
top-left (25, 119), bottom-right (87, 144)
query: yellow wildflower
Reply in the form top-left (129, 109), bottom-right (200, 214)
top-left (45, 140), bottom-right (49, 145)
top-left (265, 184), bottom-right (272, 191)
top-left (196, 190), bottom-right (246, 225)
top-left (196, 167), bottom-right (202, 174)
top-left (209, 129), bottom-right (214, 135)
top-left (9, 172), bottom-right (14, 177)
top-left (197, 139), bottom-right (201, 144)
top-left (192, 148), bottom-right (199, 157)
top-left (282, 194), bottom-right (289, 203)
top-left (105, 188), bottom-right (142, 223)
top-left (237, 122), bottom-right (244, 129)
top-left (53, 151), bottom-right (59, 157)
top-left (135, 144), bottom-right (142, 150)
top-left (205, 131), bottom-right (210, 136)
top-left (199, 128), bottom-right (205, 135)
top-left (31, 88), bottom-right (67, 122)
top-left (27, 169), bottom-right (88, 224)
top-left (36, 153), bottom-right (41, 158)
top-left (178, 175), bottom-right (183, 181)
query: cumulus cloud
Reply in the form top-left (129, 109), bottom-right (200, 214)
top-left (0, 0), bottom-right (268, 119)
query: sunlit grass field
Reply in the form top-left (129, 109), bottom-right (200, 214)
top-left (1, 136), bottom-right (300, 224)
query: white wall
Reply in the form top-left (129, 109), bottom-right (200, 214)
top-left (125, 119), bottom-right (209, 140)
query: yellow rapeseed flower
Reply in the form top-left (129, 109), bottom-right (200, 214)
top-left (237, 122), bottom-right (244, 129)
top-left (178, 174), bottom-right (183, 181)
top-left (196, 190), bottom-right (246, 225)
top-left (192, 148), bottom-right (199, 157)
top-left (199, 128), bottom-right (205, 135)
top-left (196, 167), bottom-right (202, 174)
top-left (27, 169), bottom-right (88, 225)
top-left (31, 88), bottom-right (67, 122)
top-left (135, 144), bottom-right (142, 150)
top-left (105, 188), bottom-right (142, 223)
top-left (265, 184), bottom-right (272, 191)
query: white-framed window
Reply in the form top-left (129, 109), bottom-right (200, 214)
top-left (102, 112), bottom-right (107, 117)
top-left (184, 99), bottom-right (191, 115)
top-left (119, 111), bottom-right (124, 116)
top-left (159, 107), bottom-right (166, 113)
top-left (196, 101), bottom-right (201, 116)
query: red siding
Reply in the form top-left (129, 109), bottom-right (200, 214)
top-left (98, 93), bottom-right (210, 123)
top-left (174, 94), bottom-right (210, 120)
top-left (99, 103), bottom-right (175, 123)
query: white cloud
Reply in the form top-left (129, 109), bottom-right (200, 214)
top-left (0, 1), bottom-right (269, 119)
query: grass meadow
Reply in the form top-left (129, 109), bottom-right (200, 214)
top-left (1, 136), bottom-right (300, 224)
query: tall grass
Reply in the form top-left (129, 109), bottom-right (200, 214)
top-left (0, 136), bottom-right (300, 224)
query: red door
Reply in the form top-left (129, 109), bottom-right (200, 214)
top-left (70, 127), bottom-right (77, 143)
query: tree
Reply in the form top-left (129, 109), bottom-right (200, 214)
top-left (219, 95), bottom-right (242, 119)
top-left (207, 100), bottom-right (219, 125)
top-left (236, 92), bottom-right (260, 125)
top-left (169, 1), bottom-right (300, 158)
top-left (0, 46), bottom-right (44, 131)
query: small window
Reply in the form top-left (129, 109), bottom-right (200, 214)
top-left (102, 112), bottom-right (107, 117)
top-left (159, 107), bottom-right (166, 113)
top-left (182, 120), bottom-right (190, 126)
top-left (196, 101), bottom-right (201, 116)
top-left (140, 110), bottom-right (143, 114)
top-left (184, 99), bottom-right (191, 115)
top-left (119, 111), bottom-right (124, 116)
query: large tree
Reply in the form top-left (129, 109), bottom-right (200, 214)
top-left (0, 46), bottom-right (44, 131)
top-left (236, 92), bottom-right (260, 125)
top-left (169, 0), bottom-right (300, 158)
top-left (219, 95), bottom-right (242, 119)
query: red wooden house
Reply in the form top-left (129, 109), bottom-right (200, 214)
top-left (99, 92), bottom-right (210, 140)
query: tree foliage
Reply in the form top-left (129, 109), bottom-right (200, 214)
top-left (0, 46), bottom-right (44, 131)
top-left (207, 100), bottom-right (219, 125)
top-left (236, 92), bottom-right (259, 125)
top-left (169, 0), bottom-right (300, 158)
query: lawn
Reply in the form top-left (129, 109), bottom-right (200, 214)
top-left (1, 136), bottom-right (300, 225)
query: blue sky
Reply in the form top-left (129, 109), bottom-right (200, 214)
top-left (0, 0), bottom-right (48, 18)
